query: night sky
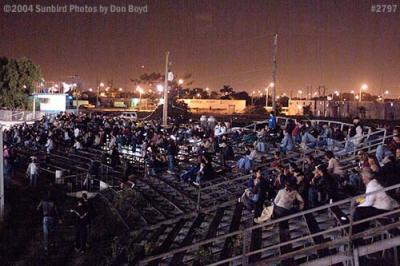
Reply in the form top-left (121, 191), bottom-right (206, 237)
top-left (1, 0), bottom-right (399, 96)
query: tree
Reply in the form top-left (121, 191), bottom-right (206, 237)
top-left (0, 57), bottom-right (42, 110)
top-left (131, 72), bottom-right (194, 101)
top-left (209, 91), bottom-right (220, 99)
top-left (220, 85), bottom-right (234, 99)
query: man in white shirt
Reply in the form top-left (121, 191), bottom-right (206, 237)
top-left (27, 157), bottom-right (39, 186)
top-left (273, 181), bottom-right (304, 218)
top-left (353, 168), bottom-right (398, 244)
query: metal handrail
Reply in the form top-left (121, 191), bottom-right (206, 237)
top-left (139, 180), bottom-right (400, 265)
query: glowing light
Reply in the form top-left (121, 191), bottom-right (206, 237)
top-left (119, 88), bottom-right (123, 92)
top-left (361, 84), bottom-right (368, 90)
top-left (205, 87), bottom-right (209, 91)
top-left (136, 86), bottom-right (144, 94)
top-left (178, 79), bottom-right (184, 85)
top-left (350, 90), bottom-right (355, 94)
top-left (269, 82), bottom-right (274, 87)
top-left (384, 90), bottom-right (389, 95)
top-left (157, 84), bottom-right (164, 92)
top-left (355, 95), bottom-right (359, 100)
top-left (88, 88), bottom-right (93, 92)
top-left (99, 82), bottom-right (105, 87)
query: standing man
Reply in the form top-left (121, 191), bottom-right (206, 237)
top-left (37, 192), bottom-right (58, 253)
top-left (26, 156), bottom-right (39, 186)
top-left (167, 138), bottom-right (177, 174)
top-left (268, 111), bottom-right (277, 132)
top-left (70, 198), bottom-right (88, 253)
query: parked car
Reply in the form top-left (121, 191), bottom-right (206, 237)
top-left (120, 112), bottom-right (138, 121)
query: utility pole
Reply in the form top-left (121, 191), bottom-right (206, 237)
top-left (32, 94), bottom-right (36, 120)
top-left (162, 51), bottom-right (170, 127)
top-left (272, 33), bottom-right (278, 113)
top-left (0, 125), bottom-right (4, 221)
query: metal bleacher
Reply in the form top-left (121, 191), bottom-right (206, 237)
top-left (13, 116), bottom-right (399, 265)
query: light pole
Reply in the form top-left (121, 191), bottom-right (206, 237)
top-left (0, 125), bottom-right (4, 221)
top-left (177, 79), bottom-right (184, 99)
top-left (251, 91), bottom-right (255, 105)
top-left (360, 84), bottom-right (368, 102)
top-left (265, 82), bottom-right (274, 109)
top-left (97, 82), bottom-right (104, 107)
top-left (162, 52), bottom-right (170, 127)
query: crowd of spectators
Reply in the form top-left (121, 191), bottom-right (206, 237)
top-left (3, 111), bottom-right (400, 251)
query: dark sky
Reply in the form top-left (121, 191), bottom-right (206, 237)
top-left (1, 0), bottom-right (400, 96)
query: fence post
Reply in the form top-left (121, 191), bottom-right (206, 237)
top-left (348, 197), bottom-right (356, 251)
top-left (242, 229), bottom-right (249, 266)
top-left (196, 184), bottom-right (201, 212)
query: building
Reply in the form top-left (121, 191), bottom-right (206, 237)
top-left (288, 99), bottom-right (400, 120)
top-left (180, 99), bottom-right (246, 114)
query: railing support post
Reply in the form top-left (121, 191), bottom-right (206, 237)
top-left (242, 230), bottom-right (249, 266)
top-left (196, 184), bottom-right (201, 212)
top-left (348, 197), bottom-right (356, 251)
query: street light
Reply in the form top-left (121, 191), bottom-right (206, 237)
top-left (178, 79), bottom-right (184, 85)
top-left (157, 84), bottom-right (164, 92)
top-left (136, 86), bottom-right (144, 104)
top-left (297, 90), bottom-right (303, 99)
top-left (360, 84), bottom-right (368, 102)
top-left (384, 90), bottom-right (389, 100)
top-left (97, 82), bottom-right (105, 107)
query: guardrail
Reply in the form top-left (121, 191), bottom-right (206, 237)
top-left (139, 182), bottom-right (400, 265)
top-left (0, 110), bottom-right (43, 121)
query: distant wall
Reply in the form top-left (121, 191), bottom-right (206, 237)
top-left (288, 99), bottom-right (400, 120)
top-left (181, 99), bottom-right (246, 114)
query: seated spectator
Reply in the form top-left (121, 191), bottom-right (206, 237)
top-left (180, 156), bottom-right (201, 182)
top-left (271, 151), bottom-right (282, 168)
top-left (300, 121), bottom-right (319, 149)
top-left (325, 151), bottom-right (344, 178)
top-left (294, 170), bottom-right (308, 206)
top-left (367, 154), bottom-right (381, 174)
top-left (220, 140), bottom-right (235, 167)
top-left (239, 168), bottom-right (267, 215)
top-left (308, 164), bottom-right (338, 208)
top-left (273, 181), bottom-right (304, 218)
top-left (280, 129), bottom-right (294, 153)
top-left (353, 168), bottom-right (398, 246)
top-left (378, 156), bottom-right (399, 189)
top-left (274, 165), bottom-right (295, 191)
top-left (376, 144), bottom-right (394, 166)
top-left (304, 154), bottom-right (322, 180)
top-left (237, 146), bottom-right (256, 172)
